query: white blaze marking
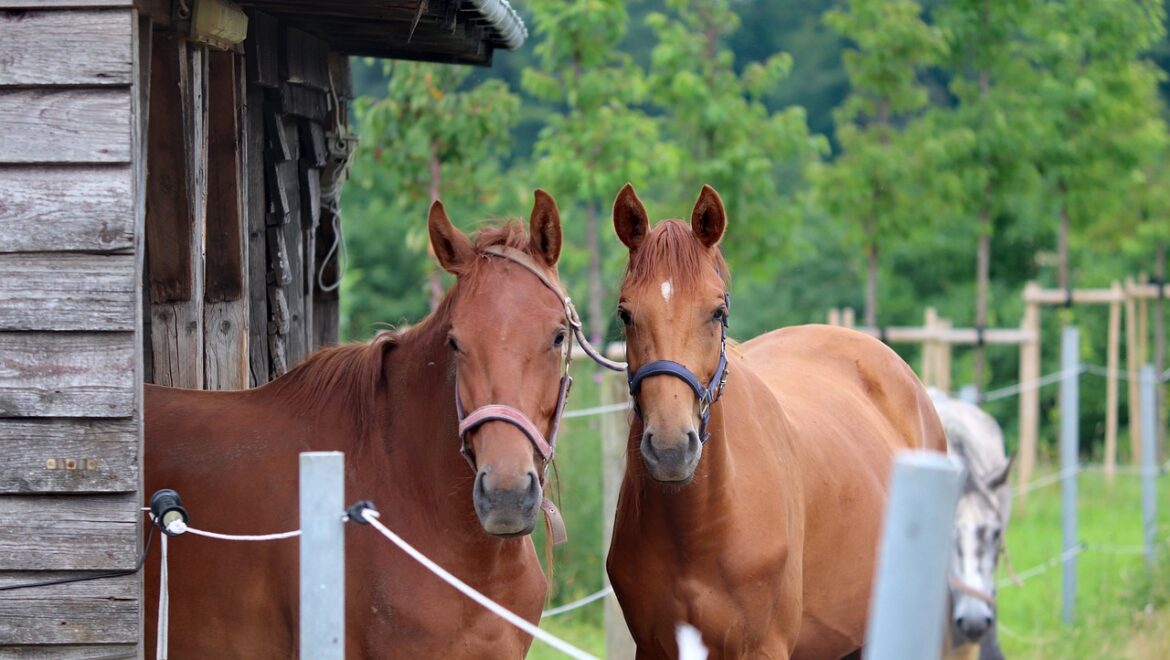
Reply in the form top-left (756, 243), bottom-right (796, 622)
top-left (661, 280), bottom-right (673, 304)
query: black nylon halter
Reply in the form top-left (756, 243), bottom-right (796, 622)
top-left (626, 292), bottom-right (730, 443)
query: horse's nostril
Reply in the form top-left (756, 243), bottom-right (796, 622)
top-left (641, 432), bottom-right (658, 464)
top-left (475, 472), bottom-right (488, 498)
top-left (687, 430), bottom-right (700, 454)
top-left (526, 472), bottom-right (539, 497)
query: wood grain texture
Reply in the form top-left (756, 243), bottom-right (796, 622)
top-left (144, 31), bottom-right (193, 303)
top-left (0, 418), bottom-right (137, 493)
top-left (0, 90), bottom-right (130, 163)
top-left (0, 493), bottom-right (140, 570)
top-left (0, 644), bottom-right (136, 659)
top-left (0, 254), bottom-right (136, 331)
top-left (149, 303), bottom-right (203, 389)
top-left (0, 9), bottom-right (132, 86)
top-left (244, 75), bottom-right (270, 386)
top-left (205, 50), bottom-right (245, 303)
top-left (0, 571), bottom-right (138, 645)
top-left (0, 332), bottom-right (134, 417)
top-left (0, 165), bottom-right (133, 253)
top-left (203, 300), bottom-right (249, 390)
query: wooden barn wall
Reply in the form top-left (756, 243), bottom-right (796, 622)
top-left (144, 9), bottom-right (349, 388)
top-left (0, 1), bottom-right (144, 657)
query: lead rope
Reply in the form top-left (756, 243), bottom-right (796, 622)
top-left (566, 300), bottom-right (626, 371)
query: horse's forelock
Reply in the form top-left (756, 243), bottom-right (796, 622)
top-left (625, 220), bottom-right (729, 293)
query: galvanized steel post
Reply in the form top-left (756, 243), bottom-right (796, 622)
top-left (300, 451), bottom-right (345, 660)
top-left (1141, 364), bottom-right (1158, 568)
top-left (863, 451), bottom-right (963, 660)
top-left (1060, 326), bottom-right (1079, 625)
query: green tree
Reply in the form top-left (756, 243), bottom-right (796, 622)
top-left (817, 0), bottom-right (946, 327)
top-left (521, 0), bottom-right (665, 342)
top-left (354, 61), bottom-right (519, 314)
top-left (644, 0), bottom-right (826, 279)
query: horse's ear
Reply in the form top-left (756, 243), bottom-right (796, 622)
top-left (691, 184), bottom-right (727, 248)
top-left (529, 189), bottom-right (562, 268)
top-left (428, 200), bottom-right (474, 275)
top-left (986, 454), bottom-right (1015, 491)
top-left (613, 183), bottom-right (649, 251)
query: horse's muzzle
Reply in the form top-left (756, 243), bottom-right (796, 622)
top-left (473, 469), bottom-right (541, 537)
top-left (953, 598), bottom-right (994, 643)
top-left (640, 428), bottom-right (702, 482)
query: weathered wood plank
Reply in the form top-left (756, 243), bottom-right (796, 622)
top-left (0, 572), bottom-right (138, 645)
top-left (203, 301), bottom-right (249, 390)
top-left (0, 1), bottom-right (131, 6)
top-left (300, 118), bottom-right (327, 168)
top-left (245, 10), bottom-right (280, 88)
top-left (0, 333), bottom-right (134, 417)
top-left (0, 165), bottom-right (133, 253)
top-left (0, 644), bottom-right (136, 659)
top-left (205, 50), bottom-right (245, 303)
top-left (276, 82), bottom-right (327, 120)
top-left (149, 303), bottom-right (203, 389)
top-left (0, 254), bottom-right (135, 331)
top-left (282, 26), bottom-right (329, 91)
top-left (0, 418), bottom-right (137, 493)
top-left (0, 9), bottom-right (133, 86)
top-left (145, 31), bottom-right (194, 302)
top-left (244, 75), bottom-right (270, 386)
top-left (0, 90), bottom-right (130, 163)
top-left (0, 494), bottom-right (139, 571)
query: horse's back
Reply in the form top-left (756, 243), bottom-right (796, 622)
top-left (738, 324), bottom-right (946, 658)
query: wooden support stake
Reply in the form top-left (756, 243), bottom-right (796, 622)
top-left (922, 307), bottom-right (938, 388)
top-left (1017, 284), bottom-right (1041, 504)
top-left (1126, 278), bottom-right (1142, 463)
top-left (1104, 281), bottom-right (1122, 484)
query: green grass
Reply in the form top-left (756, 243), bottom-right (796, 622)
top-left (527, 365), bottom-right (1170, 657)
top-left (997, 467), bottom-right (1170, 659)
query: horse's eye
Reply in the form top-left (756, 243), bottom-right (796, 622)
top-left (617, 307), bottom-right (632, 326)
top-left (990, 528), bottom-right (1002, 544)
top-left (712, 307), bottom-right (727, 323)
top-left (447, 335), bottom-right (461, 353)
top-left (553, 330), bottom-right (566, 348)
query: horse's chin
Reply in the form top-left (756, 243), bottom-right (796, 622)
top-left (477, 512), bottom-right (538, 538)
top-left (644, 462), bottom-right (698, 485)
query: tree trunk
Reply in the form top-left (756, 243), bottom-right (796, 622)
top-left (586, 204), bottom-right (605, 345)
top-left (428, 147), bottom-right (442, 312)
top-left (1057, 181), bottom-right (1070, 292)
top-left (865, 218), bottom-right (879, 328)
top-left (974, 209), bottom-right (991, 389)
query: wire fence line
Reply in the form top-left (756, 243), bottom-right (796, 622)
top-left (541, 585), bottom-right (614, 618)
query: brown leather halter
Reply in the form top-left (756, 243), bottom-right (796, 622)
top-left (452, 245), bottom-right (579, 544)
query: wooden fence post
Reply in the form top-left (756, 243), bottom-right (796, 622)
top-left (1104, 281), bottom-right (1122, 483)
top-left (1126, 278), bottom-right (1143, 463)
top-left (1018, 283), bottom-right (1041, 503)
top-left (600, 371), bottom-right (636, 660)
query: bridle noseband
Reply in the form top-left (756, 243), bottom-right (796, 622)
top-left (453, 245), bottom-right (575, 480)
top-left (626, 292), bottom-right (730, 443)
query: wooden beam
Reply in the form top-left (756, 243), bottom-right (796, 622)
top-left (204, 50), bottom-right (249, 390)
top-left (850, 325), bottom-right (1036, 345)
top-left (245, 9), bottom-right (281, 88)
top-left (0, 166), bottom-right (134, 253)
top-left (0, 332), bottom-right (134, 417)
top-left (1017, 288), bottom-right (1041, 505)
top-left (1023, 286), bottom-right (1126, 305)
top-left (0, 89), bottom-right (131, 163)
top-left (0, 254), bottom-right (136, 331)
top-left (1126, 277), bottom-right (1142, 463)
top-left (1105, 281), bottom-right (1122, 483)
top-left (244, 71), bottom-right (271, 385)
top-left (0, 418), bottom-right (137, 493)
top-left (0, 8), bottom-right (133, 86)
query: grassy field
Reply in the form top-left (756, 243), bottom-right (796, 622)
top-left (526, 364), bottom-right (1170, 658)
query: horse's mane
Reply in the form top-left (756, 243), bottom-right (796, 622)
top-left (625, 220), bottom-right (730, 290)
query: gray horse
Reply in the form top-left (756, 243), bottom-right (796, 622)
top-left (929, 389), bottom-right (1014, 660)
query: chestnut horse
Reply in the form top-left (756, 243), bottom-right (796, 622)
top-left (144, 192), bottom-right (574, 658)
top-left (605, 184), bottom-right (948, 659)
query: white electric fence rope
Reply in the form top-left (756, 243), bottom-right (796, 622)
top-left (998, 545), bottom-right (1084, 589)
top-left (541, 586), bottom-right (614, 618)
top-left (164, 519), bottom-right (301, 541)
top-left (562, 401), bottom-right (632, 419)
top-left (359, 508), bottom-right (600, 660)
top-left (157, 533), bottom-right (170, 660)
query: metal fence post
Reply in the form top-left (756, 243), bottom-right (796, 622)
top-left (1060, 326), bottom-right (1079, 625)
top-left (300, 451), bottom-right (345, 660)
top-left (863, 451), bottom-right (963, 660)
top-left (1141, 364), bottom-right (1159, 568)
